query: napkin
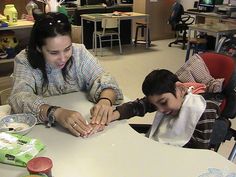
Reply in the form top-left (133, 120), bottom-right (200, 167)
top-left (0, 132), bottom-right (45, 167)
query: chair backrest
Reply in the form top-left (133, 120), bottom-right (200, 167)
top-left (199, 52), bottom-right (236, 119)
top-left (102, 17), bottom-right (119, 29)
top-left (0, 88), bottom-right (12, 105)
top-left (101, 17), bottom-right (120, 35)
top-left (169, 2), bottom-right (184, 28)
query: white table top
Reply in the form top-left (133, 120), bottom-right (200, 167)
top-left (1, 92), bottom-right (236, 177)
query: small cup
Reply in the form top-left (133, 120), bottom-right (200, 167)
top-left (27, 157), bottom-right (53, 177)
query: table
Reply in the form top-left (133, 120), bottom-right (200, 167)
top-left (0, 20), bottom-right (34, 31)
top-left (81, 12), bottom-right (150, 53)
top-left (185, 11), bottom-right (229, 24)
top-left (187, 23), bottom-right (236, 51)
top-left (1, 92), bottom-right (236, 177)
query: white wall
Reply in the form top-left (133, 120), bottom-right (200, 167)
top-left (180, 0), bottom-right (196, 10)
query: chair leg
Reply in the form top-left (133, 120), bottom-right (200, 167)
top-left (148, 28), bottom-right (151, 47)
top-left (92, 33), bottom-right (95, 53)
top-left (99, 36), bottom-right (102, 56)
top-left (185, 43), bottom-right (192, 62)
top-left (141, 25), bottom-right (144, 37)
top-left (182, 30), bottom-right (187, 50)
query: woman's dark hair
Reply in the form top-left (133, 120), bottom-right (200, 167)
top-left (27, 12), bottom-right (72, 91)
top-left (142, 69), bottom-right (180, 97)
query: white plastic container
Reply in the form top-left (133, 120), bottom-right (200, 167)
top-left (3, 4), bottom-right (18, 25)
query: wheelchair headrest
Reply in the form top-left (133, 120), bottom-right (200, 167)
top-left (199, 52), bottom-right (235, 88)
top-left (199, 52), bottom-right (236, 119)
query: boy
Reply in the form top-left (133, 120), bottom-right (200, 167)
top-left (111, 69), bottom-right (219, 149)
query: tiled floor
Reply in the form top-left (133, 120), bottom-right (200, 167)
top-left (91, 39), bottom-right (236, 163)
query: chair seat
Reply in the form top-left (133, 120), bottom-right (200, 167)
top-left (136, 22), bottom-right (147, 26)
top-left (95, 30), bottom-right (119, 36)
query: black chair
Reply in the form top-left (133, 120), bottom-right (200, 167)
top-left (168, 2), bottom-right (195, 50)
top-left (198, 52), bottom-right (236, 161)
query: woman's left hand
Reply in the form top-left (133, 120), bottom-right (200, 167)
top-left (90, 99), bottom-right (114, 125)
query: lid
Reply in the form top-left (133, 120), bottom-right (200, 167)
top-left (5, 4), bottom-right (15, 7)
top-left (27, 157), bottom-right (53, 174)
top-left (22, 175), bottom-right (47, 177)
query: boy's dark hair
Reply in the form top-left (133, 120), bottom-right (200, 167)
top-left (27, 12), bottom-right (72, 92)
top-left (142, 69), bottom-right (180, 96)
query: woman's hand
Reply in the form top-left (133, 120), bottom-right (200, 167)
top-left (54, 108), bottom-right (92, 137)
top-left (90, 98), bottom-right (114, 125)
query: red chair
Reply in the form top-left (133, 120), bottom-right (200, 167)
top-left (199, 52), bottom-right (236, 160)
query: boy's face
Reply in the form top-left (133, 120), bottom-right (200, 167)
top-left (147, 87), bottom-right (184, 116)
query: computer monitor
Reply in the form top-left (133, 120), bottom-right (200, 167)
top-left (198, 0), bottom-right (215, 11)
top-left (215, 0), bottom-right (224, 5)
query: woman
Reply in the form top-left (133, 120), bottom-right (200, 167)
top-left (9, 12), bottom-right (123, 137)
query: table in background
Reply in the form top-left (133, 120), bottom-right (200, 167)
top-left (81, 12), bottom-right (149, 53)
top-left (1, 92), bottom-right (236, 177)
top-left (188, 23), bottom-right (236, 51)
top-left (185, 10), bottom-right (229, 24)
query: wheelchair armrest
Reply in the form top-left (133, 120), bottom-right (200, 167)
top-left (221, 91), bottom-right (236, 118)
top-left (129, 124), bottom-right (151, 134)
top-left (210, 118), bottom-right (230, 150)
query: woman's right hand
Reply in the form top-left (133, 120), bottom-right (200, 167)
top-left (54, 108), bottom-right (92, 137)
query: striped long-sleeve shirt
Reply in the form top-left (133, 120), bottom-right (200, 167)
top-left (116, 97), bottom-right (219, 149)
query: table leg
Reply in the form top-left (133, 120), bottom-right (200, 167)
top-left (215, 33), bottom-right (220, 51)
top-left (94, 21), bottom-right (97, 55)
top-left (146, 16), bottom-right (149, 48)
top-left (130, 19), bottom-right (133, 45)
top-left (81, 18), bottom-right (84, 44)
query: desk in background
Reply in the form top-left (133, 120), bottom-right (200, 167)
top-left (188, 23), bottom-right (236, 51)
top-left (1, 92), bottom-right (236, 177)
top-left (81, 12), bottom-right (149, 52)
top-left (185, 10), bottom-right (229, 23)
top-left (73, 4), bottom-right (133, 49)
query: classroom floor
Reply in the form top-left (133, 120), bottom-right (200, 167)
top-left (92, 38), bottom-right (236, 163)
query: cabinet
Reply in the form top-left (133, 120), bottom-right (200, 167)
top-left (133, 0), bottom-right (175, 40)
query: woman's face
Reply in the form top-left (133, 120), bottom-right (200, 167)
top-left (147, 86), bottom-right (185, 116)
top-left (40, 35), bottom-right (72, 69)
